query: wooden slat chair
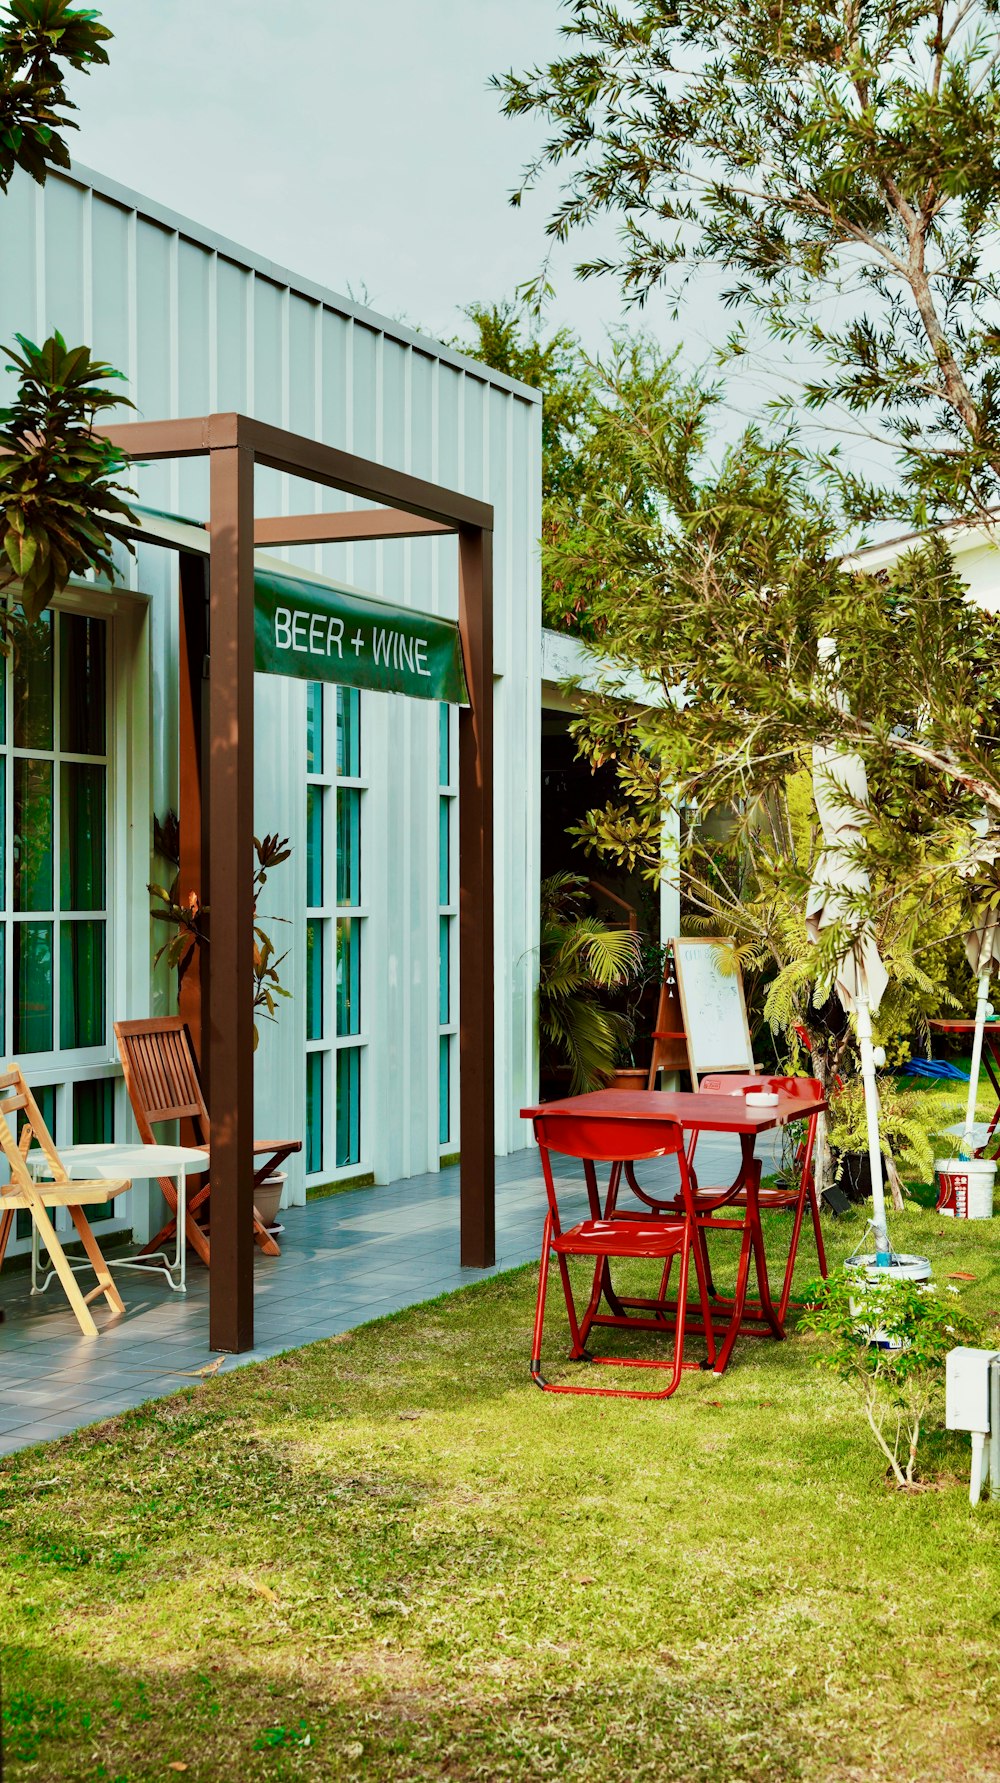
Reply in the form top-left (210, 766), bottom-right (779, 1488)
top-left (0, 1064), bottom-right (130, 1339)
top-left (115, 1017), bottom-right (301, 1265)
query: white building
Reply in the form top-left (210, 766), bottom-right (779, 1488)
top-left (0, 163), bottom-right (544, 1256)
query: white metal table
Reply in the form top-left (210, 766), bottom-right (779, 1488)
top-left (27, 1142), bottom-right (210, 1294)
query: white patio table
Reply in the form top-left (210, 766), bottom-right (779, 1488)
top-left (26, 1142), bottom-right (209, 1295)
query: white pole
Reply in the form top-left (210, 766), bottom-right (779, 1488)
top-left (856, 997), bottom-right (891, 1265)
top-left (963, 972), bottom-right (991, 1158)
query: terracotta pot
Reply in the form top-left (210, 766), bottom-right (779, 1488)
top-left (606, 1067), bottom-right (649, 1091)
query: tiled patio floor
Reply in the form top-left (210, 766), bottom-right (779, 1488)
top-left (0, 1132), bottom-right (749, 1454)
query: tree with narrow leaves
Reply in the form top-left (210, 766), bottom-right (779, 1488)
top-left (498, 0), bottom-right (1000, 523)
top-left (546, 343), bottom-right (997, 1102)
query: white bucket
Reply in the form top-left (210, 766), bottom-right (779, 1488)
top-left (935, 1158), bottom-right (996, 1220)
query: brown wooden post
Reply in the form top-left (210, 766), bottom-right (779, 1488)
top-left (457, 525), bottom-right (495, 1267)
top-left (207, 437), bottom-right (256, 1351)
top-left (177, 552), bottom-right (208, 1070)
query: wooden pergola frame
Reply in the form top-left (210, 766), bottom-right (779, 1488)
top-left (103, 411), bottom-right (495, 1354)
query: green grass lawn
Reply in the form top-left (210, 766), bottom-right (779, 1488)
top-left (3, 1188), bottom-right (1000, 1782)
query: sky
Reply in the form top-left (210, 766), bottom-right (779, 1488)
top-left (64, 1), bottom-right (878, 477)
top-left (65, 0), bottom-right (637, 353)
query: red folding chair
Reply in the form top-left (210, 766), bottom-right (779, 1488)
top-left (691, 1074), bottom-right (827, 1322)
top-left (528, 1110), bottom-right (716, 1399)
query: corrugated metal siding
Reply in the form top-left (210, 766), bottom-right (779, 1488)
top-left (0, 163), bottom-right (542, 1195)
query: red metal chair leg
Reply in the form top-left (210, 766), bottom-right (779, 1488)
top-left (542, 1235), bottom-right (698, 1400)
top-left (710, 1217), bottom-right (756, 1374)
top-left (530, 1213), bottom-right (554, 1387)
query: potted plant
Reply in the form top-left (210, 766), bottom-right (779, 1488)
top-left (827, 1079), bottom-right (937, 1205)
top-left (537, 873), bottom-right (642, 1094)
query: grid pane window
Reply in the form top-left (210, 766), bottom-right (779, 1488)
top-left (438, 1035), bottom-right (450, 1146)
top-left (305, 684), bottom-right (366, 1181)
top-left (336, 918), bottom-right (361, 1037)
top-left (336, 789), bottom-right (361, 908)
top-left (2, 605), bottom-right (120, 1262)
top-left (336, 1046), bottom-right (360, 1167)
top-left (306, 682), bottom-right (324, 774)
top-left (306, 919), bottom-right (323, 1042)
top-left (306, 785), bottom-right (324, 908)
top-left (337, 686), bottom-right (360, 778)
top-left (5, 608), bottom-right (109, 1060)
top-left (306, 1050), bottom-right (324, 1175)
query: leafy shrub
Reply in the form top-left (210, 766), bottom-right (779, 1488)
top-left (801, 1269), bottom-right (982, 1488)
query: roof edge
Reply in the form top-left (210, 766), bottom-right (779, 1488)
top-left (56, 161), bottom-right (543, 409)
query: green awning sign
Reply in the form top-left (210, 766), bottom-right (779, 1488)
top-left (254, 566), bottom-right (468, 704)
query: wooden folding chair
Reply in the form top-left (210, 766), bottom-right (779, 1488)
top-left (114, 1017), bottom-right (301, 1265)
top-left (0, 1063), bottom-right (130, 1339)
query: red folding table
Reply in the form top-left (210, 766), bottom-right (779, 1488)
top-left (928, 1019), bottom-right (1000, 1156)
top-left (521, 1087), bottom-right (827, 1376)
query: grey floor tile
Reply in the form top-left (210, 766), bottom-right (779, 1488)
top-left (0, 1137), bottom-right (767, 1454)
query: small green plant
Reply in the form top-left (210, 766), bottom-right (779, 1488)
top-left (149, 826), bottom-right (292, 1049)
top-left (253, 1718), bottom-right (313, 1750)
top-left (801, 1270), bottom-right (982, 1489)
top-left (537, 871), bottom-right (642, 1091)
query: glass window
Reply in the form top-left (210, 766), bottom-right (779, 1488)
top-left (336, 1046), bottom-right (360, 1168)
top-left (336, 789), bottom-right (361, 907)
top-left (60, 764), bottom-right (106, 910)
top-left (438, 702), bottom-right (450, 788)
top-left (306, 918), bottom-right (324, 1042)
top-left (337, 686), bottom-right (360, 778)
top-left (306, 1050), bottom-right (324, 1176)
top-left (60, 614), bottom-right (106, 755)
top-left (439, 1035), bottom-right (451, 1145)
top-left (438, 797), bottom-right (450, 908)
top-left (336, 918), bottom-right (360, 1037)
top-left (306, 682), bottom-right (324, 774)
top-left (306, 785), bottom-right (324, 908)
top-left (15, 921), bottom-right (53, 1053)
top-left (74, 1077), bottom-right (114, 1143)
top-left (439, 916), bottom-right (451, 1026)
top-left (74, 1077), bottom-right (115, 1219)
top-left (13, 759), bottom-right (53, 911)
top-left (60, 921), bottom-right (105, 1050)
top-left (13, 611), bottom-right (53, 750)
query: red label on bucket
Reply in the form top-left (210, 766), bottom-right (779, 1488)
top-left (936, 1169), bottom-right (968, 1217)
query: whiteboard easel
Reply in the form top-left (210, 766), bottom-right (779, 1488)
top-left (648, 938), bottom-right (754, 1088)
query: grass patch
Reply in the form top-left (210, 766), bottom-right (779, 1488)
top-left (3, 1201), bottom-right (1000, 1780)
top-left (306, 1173), bottom-right (376, 1202)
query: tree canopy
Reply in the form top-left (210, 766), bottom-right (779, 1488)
top-left (498, 0), bottom-right (1000, 522)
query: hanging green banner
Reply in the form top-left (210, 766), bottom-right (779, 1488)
top-left (254, 566), bottom-right (468, 704)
